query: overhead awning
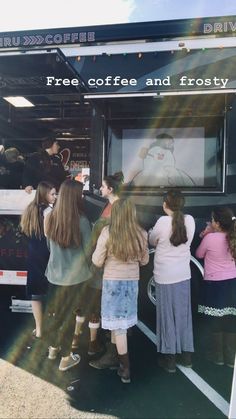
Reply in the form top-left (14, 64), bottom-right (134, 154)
top-left (69, 47), bottom-right (236, 95)
top-left (0, 48), bottom-right (86, 97)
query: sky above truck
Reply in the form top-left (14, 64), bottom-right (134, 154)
top-left (0, 0), bottom-right (235, 32)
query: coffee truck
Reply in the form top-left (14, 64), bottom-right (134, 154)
top-left (0, 15), bottom-right (236, 315)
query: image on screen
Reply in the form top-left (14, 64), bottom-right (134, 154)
top-left (108, 122), bottom-right (222, 191)
top-left (122, 128), bottom-right (206, 187)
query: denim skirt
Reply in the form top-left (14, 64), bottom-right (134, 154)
top-left (101, 279), bottom-right (139, 330)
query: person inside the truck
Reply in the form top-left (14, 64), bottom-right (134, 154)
top-left (0, 147), bottom-right (25, 189)
top-left (22, 139), bottom-right (68, 193)
top-left (4, 147), bottom-right (25, 189)
top-left (20, 181), bottom-right (56, 341)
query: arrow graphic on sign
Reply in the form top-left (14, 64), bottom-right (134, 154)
top-left (23, 35), bottom-right (45, 46)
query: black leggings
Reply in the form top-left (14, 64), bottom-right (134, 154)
top-left (207, 315), bottom-right (236, 334)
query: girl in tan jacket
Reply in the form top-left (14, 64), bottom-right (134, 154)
top-left (90, 198), bottom-right (149, 383)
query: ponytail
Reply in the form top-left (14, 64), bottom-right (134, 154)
top-left (212, 208), bottom-right (236, 260)
top-left (164, 190), bottom-right (187, 247)
top-left (170, 210), bottom-right (188, 246)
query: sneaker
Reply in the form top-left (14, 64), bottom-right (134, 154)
top-left (206, 351), bottom-right (224, 366)
top-left (26, 333), bottom-right (41, 350)
top-left (32, 329), bottom-right (43, 339)
top-left (59, 353), bottom-right (81, 371)
top-left (225, 361), bottom-right (234, 368)
top-left (88, 339), bottom-right (104, 356)
top-left (48, 346), bottom-right (61, 360)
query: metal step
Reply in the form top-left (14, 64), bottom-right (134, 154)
top-left (9, 297), bottom-right (32, 313)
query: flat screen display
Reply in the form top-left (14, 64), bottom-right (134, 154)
top-left (107, 118), bottom-right (224, 192)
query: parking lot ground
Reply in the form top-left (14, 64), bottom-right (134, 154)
top-left (0, 306), bottom-right (233, 419)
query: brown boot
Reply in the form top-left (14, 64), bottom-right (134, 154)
top-left (206, 332), bottom-right (224, 365)
top-left (89, 342), bottom-right (119, 370)
top-left (88, 339), bottom-right (105, 356)
top-left (158, 354), bottom-right (176, 373)
top-left (224, 333), bottom-right (236, 368)
top-left (176, 352), bottom-right (193, 368)
top-left (117, 353), bottom-right (131, 383)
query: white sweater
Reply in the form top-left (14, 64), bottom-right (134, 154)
top-left (149, 215), bottom-right (195, 284)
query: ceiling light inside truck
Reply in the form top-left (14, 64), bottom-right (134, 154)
top-left (3, 96), bottom-right (35, 107)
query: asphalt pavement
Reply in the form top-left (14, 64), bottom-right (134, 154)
top-left (0, 287), bottom-right (234, 419)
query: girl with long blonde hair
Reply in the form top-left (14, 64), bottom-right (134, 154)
top-left (90, 198), bottom-right (149, 383)
top-left (21, 181), bottom-right (56, 339)
top-left (45, 179), bottom-right (92, 372)
top-left (74, 171), bottom-right (124, 358)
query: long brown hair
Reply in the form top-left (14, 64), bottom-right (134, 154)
top-left (164, 190), bottom-right (187, 246)
top-left (107, 198), bottom-right (145, 261)
top-left (20, 181), bottom-right (54, 238)
top-left (212, 207), bottom-right (236, 260)
top-left (45, 179), bottom-right (84, 248)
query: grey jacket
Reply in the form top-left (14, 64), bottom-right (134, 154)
top-left (46, 215), bottom-right (92, 286)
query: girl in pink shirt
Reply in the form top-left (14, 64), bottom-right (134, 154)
top-left (196, 207), bottom-right (236, 367)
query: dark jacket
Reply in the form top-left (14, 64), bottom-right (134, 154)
top-left (0, 159), bottom-right (25, 189)
top-left (22, 150), bottom-right (67, 190)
